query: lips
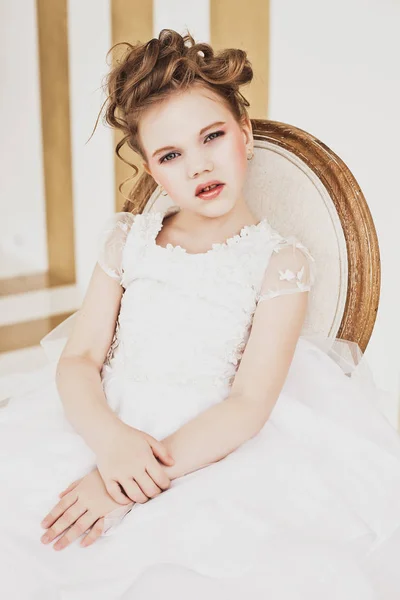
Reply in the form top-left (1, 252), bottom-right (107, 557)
top-left (195, 180), bottom-right (224, 196)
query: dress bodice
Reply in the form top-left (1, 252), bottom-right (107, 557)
top-left (98, 206), bottom-right (315, 394)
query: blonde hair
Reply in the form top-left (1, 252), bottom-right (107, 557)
top-left (92, 28), bottom-right (254, 214)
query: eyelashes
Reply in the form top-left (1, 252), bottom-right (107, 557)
top-left (205, 130), bottom-right (225, 143)
top-left (159, 130), bottom-right (225, 164)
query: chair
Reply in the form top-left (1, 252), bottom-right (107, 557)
top-left (35, 118), bottom-right (380, 368)
top-left (144, 119), bottom-right (380, 354)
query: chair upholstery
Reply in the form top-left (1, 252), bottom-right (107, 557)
top-left (143, 119), bottom-right (380, 353)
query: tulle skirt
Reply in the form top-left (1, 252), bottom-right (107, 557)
top-left (0, 332), bottom-right (400, 599)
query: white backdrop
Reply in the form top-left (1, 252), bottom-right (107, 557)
top-left (0, 0), bottom-right (47, 277)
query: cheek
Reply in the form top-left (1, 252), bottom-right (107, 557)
top-left (150, 163), bottom-right (174, 191)
top-left (229, 134), bottom-right (247, 176)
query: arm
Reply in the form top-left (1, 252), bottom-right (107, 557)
top-left (55, 213), bottom-right (134, 455)
top-left (56, 263), bottom-right (124, 454)
top-left (160, 243), bottom-right (315, 481)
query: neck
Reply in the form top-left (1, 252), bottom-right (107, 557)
top-left (170, 201), bottom-right (259, 241)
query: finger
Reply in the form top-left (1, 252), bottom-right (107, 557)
top-left (53, 511), bottom-right (96, 551)
top-left (119, 478), bottom-right (148, 504)
top-left (41, 502), bottom-right (86, 544)
top-left (80, 517), bottom-right (105, 548)
top-left (146, 462), bottom-right (171, 491)
top-left (40, 494), bottom-right (78, 529)
top-left (58, 478), bottom-right (82, 498)
top-left (105, 480), bottom-right (132, 505)
top-left (135, 471), bottom-right (162, 499)
top-left (149, 439), bottom-right (175, 465)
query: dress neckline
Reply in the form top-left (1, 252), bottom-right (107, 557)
top-left (151, 207), bottom-right (268, 256)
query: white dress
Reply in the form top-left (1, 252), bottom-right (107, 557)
top-left (1, 205), bottom-right (400, 600)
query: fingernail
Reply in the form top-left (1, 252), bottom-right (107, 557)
top-left (41, 535), bottom-right (49, 544)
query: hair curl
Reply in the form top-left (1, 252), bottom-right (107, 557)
top-left (91, 28), bottom-right (253, 213)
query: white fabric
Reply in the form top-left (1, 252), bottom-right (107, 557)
top-left (0, 206), bottom-right (400, 599)
top-left (257, 237), bottom-right (316, 301)
top-left (97, 212), bottom-right (136, 282)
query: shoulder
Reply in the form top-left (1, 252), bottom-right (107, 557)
top-left (97, 212), bottom-right (138, 282)
top-left (98, 210), bottom-right (161, 244)
top-left (100, 211), bottom-right (137, 238)
top-left (96, 210), bottom-right (167, 282)
top-left (261, 220), bottom-right (315, 266)
top-left (256, 225), bottom-right (317, 303)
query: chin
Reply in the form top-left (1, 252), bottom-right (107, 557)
top-left (199, 198), bottom-right (237, 217)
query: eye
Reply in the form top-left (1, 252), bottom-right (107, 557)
top-left (205, 130), bottom-right (225, 142)
top-left (159, 152), bottom-right (179, 164)
top-left (159, 131), bottom-right (225, 164)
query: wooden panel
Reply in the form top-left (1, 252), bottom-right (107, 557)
top-left (0, 311), bottom-right (74, 353)
top-left (0, 271), bottom-right (67, 297)
top-left (111, 0), bottom-right (153, 211)
top-left (36, 0), bottom-right (76, 284)
top-left (210, 0), bottom-right (270, 119)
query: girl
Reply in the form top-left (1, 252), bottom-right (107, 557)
top-left (0, 28), bottom-right (399, 599)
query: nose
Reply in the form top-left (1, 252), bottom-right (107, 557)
top-left (187, 153), bottom-right (213, 179)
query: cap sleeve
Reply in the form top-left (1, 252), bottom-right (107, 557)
top-left (97, 212), bottom-right (136, 283)
top-left (256, 235), bottom-right (316, 304)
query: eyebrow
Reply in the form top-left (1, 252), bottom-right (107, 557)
top-left (151, 121), bottom-right (226, 158)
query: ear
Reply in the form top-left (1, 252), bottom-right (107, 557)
top-left (143, 163), bottom-right (161, 188)
top-left (240, 115), bottom-right (254, 153)
top-left (142, 162), bottom-right (161, 186)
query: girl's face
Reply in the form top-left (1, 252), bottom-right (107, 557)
top-left (139, 84), bottom-right (253, 218)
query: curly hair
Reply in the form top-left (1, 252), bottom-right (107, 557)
top-left (92, 28), bottom-right (254, 213)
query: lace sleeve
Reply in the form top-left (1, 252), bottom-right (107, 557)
top-left (256, 236), bottom-right (316, 304)
top-left (97, 212), bottom-right (136, 283)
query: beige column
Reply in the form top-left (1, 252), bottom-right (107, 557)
top-left (210, 0), bottom-right (270, 119)
top-left (111, 0), bottom-right (154, 212)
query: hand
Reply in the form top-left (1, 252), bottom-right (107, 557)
top-left (40, 467), bottom-right (133, 551)
top-left (97, 422), bottom-right (175, 505)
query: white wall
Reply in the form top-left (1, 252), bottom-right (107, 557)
top-left (154, 0), bottom-right (209, 40)
top-left (67, 0), bottom-right (115, 295)
top-left (269, 0), bottom-right (400, 423)
top-left (0, 0), bottom-right (47, 277)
